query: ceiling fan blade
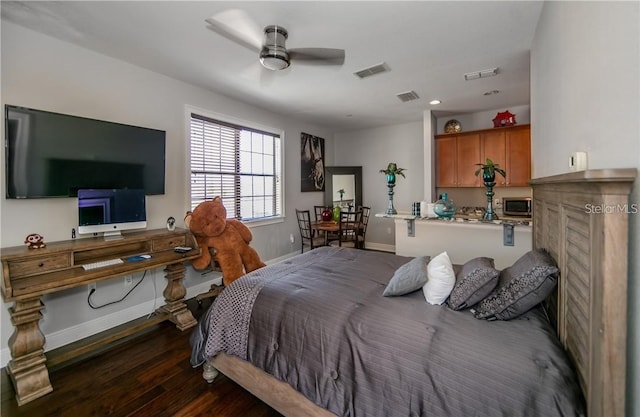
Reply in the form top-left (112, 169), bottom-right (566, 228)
top-left (205, 9), bottom-right (262, 52)
top-left (288, 48), bottom-right (345, 65)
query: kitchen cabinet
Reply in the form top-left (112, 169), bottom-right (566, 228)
top-left (436, 125), bottom-right (530, 188)
top-left (481, 125), bottom-right (530, 186)
top-left (435, 133), bottom-right (481, 187)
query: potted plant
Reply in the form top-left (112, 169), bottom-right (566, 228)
top-left (337, 188), bottom-right (345, 201)
top-left (379, 162), bottom-right (406, 185)
top-left (474, 158), bottom-right (506, 183)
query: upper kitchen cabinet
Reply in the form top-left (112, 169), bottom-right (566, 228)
top-left (435, 133), bottom-right (481, 187)
top-left (481, 125), bottom-right (531, 186)
top-left (436, 125), bottom-right (531, 188)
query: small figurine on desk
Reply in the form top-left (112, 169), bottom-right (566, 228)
top-left (24, 233), bottom-right (46, 249)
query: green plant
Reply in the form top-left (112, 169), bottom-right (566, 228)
top-left (379, 162), bottom-right (406, 178)
top-left (474, 158), bottom-right (506, 178)
top-left (337, 189), bottom-right (345, 199)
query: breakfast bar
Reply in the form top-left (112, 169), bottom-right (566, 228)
top-left (380, 214), bottom-right (532, 269)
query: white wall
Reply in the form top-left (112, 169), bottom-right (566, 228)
top-left (334, 121), bottom-right (424, 249)
top-left (0, 22), bottom-right (334, 366)
top-left (531, 2), bottom-right (640, 416)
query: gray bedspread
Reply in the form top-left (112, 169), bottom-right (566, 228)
top-left (191, 247), bottom-right (585, 417)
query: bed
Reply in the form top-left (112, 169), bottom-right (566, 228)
top-left (190, 169), bottom-right (636, 417)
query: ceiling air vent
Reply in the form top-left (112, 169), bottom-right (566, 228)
top-left (353, 62), bottom-right (389, 79)
top-left (464, 67), bottom-right (499, 81)
top-left (396, 90), bottom-right (419, 102)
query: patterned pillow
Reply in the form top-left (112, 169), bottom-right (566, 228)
top-left (447, 257), bottom-right (499, 310)
top-left (472, 249), bottom-right (559, 320)
top-left (383, 256), bottom-right (430, 296)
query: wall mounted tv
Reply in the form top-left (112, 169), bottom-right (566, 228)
top-left (4, 105), bottom-right (166, 198)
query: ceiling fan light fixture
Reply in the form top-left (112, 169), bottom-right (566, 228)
top-left (260, 25), bottom-right (290, 70)
top-left (260, 54), bottom-right (290, 70)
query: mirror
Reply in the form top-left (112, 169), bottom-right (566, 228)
top-left (324, 166), bottom-right (363, 210)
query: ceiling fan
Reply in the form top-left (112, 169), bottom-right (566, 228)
top-left (205, 9), bottom-right (345, 71)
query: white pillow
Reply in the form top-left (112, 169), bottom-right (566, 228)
top-left (423, 251), bottom-right (456, 305)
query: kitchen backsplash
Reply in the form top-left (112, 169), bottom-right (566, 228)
top-left (434, 186), bottom-right (532, 214)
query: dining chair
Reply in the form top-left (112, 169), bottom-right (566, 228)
top-left (329, 210), bottom-right (362, 248)
top-left (295, 209), bottom-right (326, 253)
top-left (313, 205), bottom-right (327, 221)
top-left (315, 205), bottom-right (341, 244)
top-left (357, 206), bottom-right (371, 249)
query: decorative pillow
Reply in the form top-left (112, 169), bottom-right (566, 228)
top-left (422, 251), bottom-right (456, 305)
top-left (447, 257), bottom-right (499, 310)
top-left (472, 249), bottom-right (559, 320)
top-left (383, 256), bottom-right (430, 296)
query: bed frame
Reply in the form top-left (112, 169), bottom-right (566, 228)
top-left (201, 169), bottom-right (636, 417)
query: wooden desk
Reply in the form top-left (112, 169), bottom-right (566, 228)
top-left (1, 228), bottom-right (201, 405)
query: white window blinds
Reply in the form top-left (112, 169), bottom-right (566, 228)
top-left (190, 113), bottom-right (282, 221)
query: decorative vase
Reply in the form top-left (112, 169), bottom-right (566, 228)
top-left (321, 207), bottom-right (332, 222)
top-left (482, 172), bottom-right (498, 221)
top-left (385, 173), bottom-right (397, 215)
top-left (434, 193), bottom-right (456, 218)
top-left (332, 205), bottom-right (341, 222)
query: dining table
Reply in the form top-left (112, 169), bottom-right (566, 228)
top-left (311, 220), bottom-right (360, 246)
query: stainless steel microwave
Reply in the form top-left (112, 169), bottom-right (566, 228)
top-left (503, 197), bottom-right (532, 217)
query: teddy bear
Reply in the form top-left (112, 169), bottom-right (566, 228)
top-left (184, 196), bottom-right (266, 286)
top-left (24, 233), bottom-right (46, 249)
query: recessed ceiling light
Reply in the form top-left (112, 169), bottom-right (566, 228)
top-left (429, 99), bottom-right (441, 105)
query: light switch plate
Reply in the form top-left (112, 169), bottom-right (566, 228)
top-left (569, 151), bottom-right (587, 171)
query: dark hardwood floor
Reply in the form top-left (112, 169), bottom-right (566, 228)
top-left (1, 299), bottom-right (284, 417)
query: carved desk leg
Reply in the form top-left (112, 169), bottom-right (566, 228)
top-left (7, 297), bottom-right (53, 405)
top-left (157, 262), bottom-right (197, 330)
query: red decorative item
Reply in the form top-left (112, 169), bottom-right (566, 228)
top-left (492, 110), bottom-right (517, 127)
top-left (321, 207), bottom-right (333, 221)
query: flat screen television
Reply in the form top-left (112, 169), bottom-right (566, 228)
top-left (78, 189), bottom-right (146, 239)
top-left (4, 105), bottom-right (166, 198)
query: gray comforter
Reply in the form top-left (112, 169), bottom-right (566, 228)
top-left (191, 247), bottom-right (584, 417)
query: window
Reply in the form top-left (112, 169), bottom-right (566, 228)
top-left (190, 113), bottom-right (282, 222)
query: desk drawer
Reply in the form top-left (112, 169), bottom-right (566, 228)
top-left (152, 235), bottom-right (186, 251)
top-left (8, 253), bottom-right (72, 278)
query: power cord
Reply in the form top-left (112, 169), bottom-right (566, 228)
top-left (87, 271), bottom-right (147, 309)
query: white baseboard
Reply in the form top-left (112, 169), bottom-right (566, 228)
top-left (363, 242), bottom-right (395, 253)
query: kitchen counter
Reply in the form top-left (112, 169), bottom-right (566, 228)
top-left (385, 213), bottom-right (532, 269)
top-left (376, 212), bottom-right (532, 226)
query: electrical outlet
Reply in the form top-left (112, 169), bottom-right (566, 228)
top-left (88, 283), bottom-right (96, 295)
top-left (289, 233), bottom-right (295, 243)
top-left (124, 275), bottom-right (133, 287)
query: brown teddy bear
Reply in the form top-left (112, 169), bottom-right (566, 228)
top-left (184, 196), bottom-right (266, 286)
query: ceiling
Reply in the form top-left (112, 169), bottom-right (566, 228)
top-left (1, 1), bottom-right (544, 131)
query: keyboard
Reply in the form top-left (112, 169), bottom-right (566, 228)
top-left (82, 258), bottom-right (124, 270)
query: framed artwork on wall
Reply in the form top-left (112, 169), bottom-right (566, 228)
top-left (300, 132), bottom-right (325, 192)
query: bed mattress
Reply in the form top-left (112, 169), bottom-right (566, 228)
top-left (191, 247), bottom-right (584, 417)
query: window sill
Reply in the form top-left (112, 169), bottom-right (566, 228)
top-left (243, 216), bottom-right (284, 228)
